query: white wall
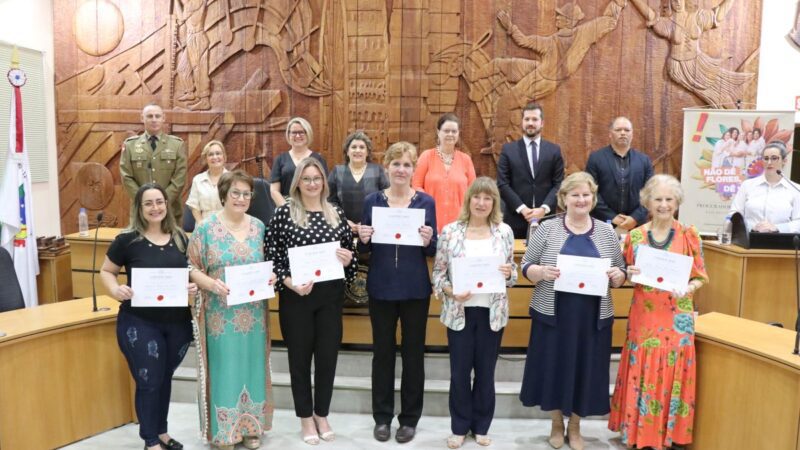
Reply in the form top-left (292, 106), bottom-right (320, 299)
top-left (0, 0), bottom-right (60, 236)
top-left (757, 1), bottom-right (800, 122)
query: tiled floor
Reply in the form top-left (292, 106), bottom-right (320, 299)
top-left (63, 403), bottom-right (629, 449)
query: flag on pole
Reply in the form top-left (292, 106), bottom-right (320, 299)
top-left (0, 48), bottom-right (38, 307)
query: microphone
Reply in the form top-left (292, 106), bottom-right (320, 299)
top-left (776, 170), bottom-right (800, 195)
top-left (92, 212), bottom-right (110, 312)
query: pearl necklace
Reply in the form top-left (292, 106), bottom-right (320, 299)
top-left (436, 146), bottom-right (454, 165)
top-left (349, 163), bottom-right (367, 177)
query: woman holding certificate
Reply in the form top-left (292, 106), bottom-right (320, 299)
top-left (609, 174), bottom-right (708, 450)
top-left (412, 113), bottom-right (476, 232)
top-left (100, 183), bottom-right (196, 450)
top-left (265, 157), bottom-right (357, 445)
top-left (358, 141), bottom-right (437, 444)
top-left (519, 172), bottom-right (626, 450)
top-left (188, 170), bottom-right (275, 450)
top-left (729, 141), bottom-right (800, 233)
top-left (431, 177), bottom-right (516, 448)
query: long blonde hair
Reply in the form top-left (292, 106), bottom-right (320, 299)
top-left (456, 177), bottom-right (503, 225)
top-left (288, 157), bottom-right (341, 228)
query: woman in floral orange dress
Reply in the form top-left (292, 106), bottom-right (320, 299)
top-left (608, 174), bottom-right (708, 450)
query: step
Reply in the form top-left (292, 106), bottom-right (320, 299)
top-left (172, 348), bottom-right (620, 419)
top-left (181, 345), bottom-right (620, 384)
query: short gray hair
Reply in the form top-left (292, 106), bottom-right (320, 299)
top-left (640, 174), bottom-right (684, 208)
top-left (764, 141), bottom-right (789, 159)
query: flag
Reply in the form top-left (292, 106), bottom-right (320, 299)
top-left (0, 62), bottom-right (38, 308)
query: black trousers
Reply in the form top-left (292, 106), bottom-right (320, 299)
top-left (279, 281), bottom-right (344, 418)
top-left (447, 307), bottom-right (504, 435)
top-left (116, 308), bottom-right (193, 447)
top-left (369, 297), bottom-right (430, 427)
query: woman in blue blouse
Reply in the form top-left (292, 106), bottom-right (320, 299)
top-left (357, 141), bottom-right (437, 444)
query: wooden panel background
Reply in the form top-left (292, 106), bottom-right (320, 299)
top-left (54, 0), bottom-right (762, 233)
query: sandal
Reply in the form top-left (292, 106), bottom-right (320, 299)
top-left (447, 435), bottom-right (466, 449)
top-left (475, 434), bottom-right (492, 446)
top-left (302, 434), bottom-right (320, 446)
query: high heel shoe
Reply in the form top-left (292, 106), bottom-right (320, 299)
top-left (313, 414), bottom-right (335, 441)
top-left (549, 411), bottom-right (565, 449)
top-left (447, 434), bottom-right (466, 448)
top-left (566, 414), bottom-right (585, 450)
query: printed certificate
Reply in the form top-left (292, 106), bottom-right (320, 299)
top-left (553, 254), bottom-right (611, 297)
top-left (225, 261), bottom-right (275, 305)
top-left (131, 267), bottom-right (189, 307)
top-left (631, 245), bottom-right (693, 293)
top-left (451, 255), bottom-right (506, 294)
top-left (371, 207), bottom-right (425, 246)
top-left (288, 241), bottom-right (345, 285)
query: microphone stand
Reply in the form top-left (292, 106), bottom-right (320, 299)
top-left (92, 212), bottom-right (110, 313)
top-left (777, 170), bottom-right (800, 355)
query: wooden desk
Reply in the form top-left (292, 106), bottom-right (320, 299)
top-left (694, 313), bottom-right (800, 450)
top-left (0, 296), bottom-right (134, 450)
top-left (694, 242), bottom-right (797, 328)
top-left (65, 228), bottom-right (125, 298)
top-left (37, 251), bottom-right (74, 303)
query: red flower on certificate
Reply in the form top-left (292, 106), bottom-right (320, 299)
top-left (395, 233), bottom-right (401, 239)
top-left (157, 295), bottom-right (164, 301)
top-left (477, 282), bottom-right (484, 288)
top-left (578, 282), bottom-right (585, 289)
top-left (315, 269), bottom-right (321, 276)
top-left (657, 277), bottom-right (664, 283)
top-left (249, 290), bottom-right (255, 296)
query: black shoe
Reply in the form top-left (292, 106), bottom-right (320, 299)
top-left (395, 425), bottom-right (416, 443)
top-left (373, 423), bottom-right (391, 442)
top-left (158, 438), bottom-right (183, 450)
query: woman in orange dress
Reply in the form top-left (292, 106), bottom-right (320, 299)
top-left (608, 174), bottom-right (709, 450)
top-left (412, 113), bottom-right (476, 232)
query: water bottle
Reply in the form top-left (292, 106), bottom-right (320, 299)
top-left (720, 214), bottom-right (732, 245)
top-left (78, 207), bottom-right (89, 237)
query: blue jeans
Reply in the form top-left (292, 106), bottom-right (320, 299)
top-left (116, 308), bottom-right (192, 447)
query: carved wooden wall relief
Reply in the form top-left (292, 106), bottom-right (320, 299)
top-left (54, 0), bottom-right (763, 233)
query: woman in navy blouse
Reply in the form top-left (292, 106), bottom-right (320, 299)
top-left (357, 141), bottom-right (437, 444)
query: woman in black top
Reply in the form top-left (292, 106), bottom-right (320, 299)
top-left (269, 117), bottom-right (328, 207)
top-left (327, 130), bottom-right (389, 234)
top-left (100, 183), bottom-right (196, 450)
top-left (266, 157), bottom-right (357, 445)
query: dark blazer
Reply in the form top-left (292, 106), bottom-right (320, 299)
top-left (585, 145), bottom-right (654, 225)
top-left (496, 138), bottom-right (564, 239)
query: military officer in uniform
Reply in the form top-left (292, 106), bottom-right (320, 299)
top-left (120, 103), bottom-right (188, 225)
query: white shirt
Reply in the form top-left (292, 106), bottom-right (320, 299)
top-left (711, 138), bottom-right (730, 168)
top-left (515, 135), bottom-right (550, 214)
top-left (730, 174), bottom-right (800, 233)
top-left (186, 169), bottom-right (228, 220)
top-left (460, 238), bottom-right (493, 308)
top-left (729, 140), bottom-right (748, 170)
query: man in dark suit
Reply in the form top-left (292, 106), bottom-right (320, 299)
top-left (497, 102), bottom-right (565, 239)
top-left (585, 116), bottom-right (654, 231)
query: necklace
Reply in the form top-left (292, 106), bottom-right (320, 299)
top-left (221, 214), bottom-right (248, 232)
top-left (565, 215), bottom-right (591, 233)
top-left (349, 163), bottom-right (366, 177)
top-left (436, 146), bottom-right (454, 165)
top-left (648, 228), bottom-right (675, 250)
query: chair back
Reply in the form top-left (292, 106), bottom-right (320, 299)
top-left (0, 247), bottom-right (25, 312)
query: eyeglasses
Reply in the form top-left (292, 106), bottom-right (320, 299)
top-left (141, 199), bottom-right (166, 208)
top-left (229, 190), bottom-right (254, 200)
top-left (289, 130), bottom-right (307, 136)
top-left (762, 156), bottom-right (782, 162)
top-left (301, 176), bottom-right (324, 185)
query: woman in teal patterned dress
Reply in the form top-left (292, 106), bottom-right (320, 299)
top-left (189, 170), bottom-right (276, 450)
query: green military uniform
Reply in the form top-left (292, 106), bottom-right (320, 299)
top-left (120, 132), bottom-right (188, 225)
